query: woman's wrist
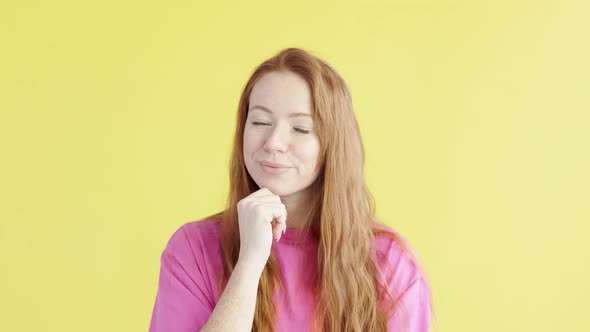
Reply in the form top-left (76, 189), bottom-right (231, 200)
top-left (236, 256), bottom-right (266, 277)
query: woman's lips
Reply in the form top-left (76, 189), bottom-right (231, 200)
top-left (260, 161), bottom-right (291, 175)
top-left (261, 161), bottom-right (290, 168)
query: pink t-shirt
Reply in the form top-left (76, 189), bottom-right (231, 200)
top-left (148, 218), bottom-right (431, 331)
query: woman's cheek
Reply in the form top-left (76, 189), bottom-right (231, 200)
top-left (300, 141), bottom-right (320, 164)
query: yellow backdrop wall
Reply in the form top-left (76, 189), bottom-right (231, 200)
top-left (1, 1), bottom-right (588, 331)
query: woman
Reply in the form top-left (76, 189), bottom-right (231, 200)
top-left (149, 48), bottom-right (434, 332)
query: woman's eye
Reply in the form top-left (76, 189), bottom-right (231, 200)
top-left (251, 122), bottom-right (311, 135)
top-left (294, 128), bottom-right (311, 134)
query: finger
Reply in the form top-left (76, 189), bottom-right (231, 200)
top-left (258, 203), bottom-right (285, 222)
top-left (271, 208), bottom-right (287, 241)
top-left (240, 197), bottom-right (280, 210)
top-left (272, 205), bottom-right (287, 228)
top-left (250, 195), bottom-right (282, 204)
top-left (249, 187), bottom-right (277, 198)
top-left (267, 204), bottom-right (286, 223)
top-left (277, 210), bottom-right (287, 237)
top-left (272, 220), bottom-right (283, 241)
top-left (243, 193), bottom-right (280, 206)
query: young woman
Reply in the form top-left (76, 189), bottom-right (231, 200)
top-left (149, 48), bottom-right (434, 332)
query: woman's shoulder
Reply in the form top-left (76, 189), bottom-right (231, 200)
top-left (163, 215), bottom-right (224, 256)
top-left (372, 223), bottom-right (428, 293)
top-left (373, 223), bottom-right (412, 256)
top-left (182, 217), bottom-right (223, 239)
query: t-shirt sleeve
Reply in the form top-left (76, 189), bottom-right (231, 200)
top-left (387, 275), bottom-right (431, 332)
top-left (377, 234), bottom-right (432, 332)
top-left (148, 224), bottom-right (214, 332)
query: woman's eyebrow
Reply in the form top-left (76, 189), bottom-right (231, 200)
top-left (249, 105), bottom-right (312, 118)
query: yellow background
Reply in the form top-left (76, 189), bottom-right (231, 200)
top-left (1, 1), bottom-right (589, 331)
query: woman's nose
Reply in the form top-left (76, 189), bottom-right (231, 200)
top-left (263, 125), bottom-right (288, 153)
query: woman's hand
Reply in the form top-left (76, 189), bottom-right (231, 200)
top-left (236, 187), bottom-right (287, 270)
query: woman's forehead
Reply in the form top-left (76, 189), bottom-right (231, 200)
top-left (250, 72), bottom-right (311, 106)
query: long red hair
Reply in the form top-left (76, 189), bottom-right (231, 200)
top-left (205, 47), bottom-right (434, 331)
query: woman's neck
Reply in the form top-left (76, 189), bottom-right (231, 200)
top-left (279, 188), bottom-right (312, 229)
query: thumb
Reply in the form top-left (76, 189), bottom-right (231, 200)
top-left (271, 208), bottom-right (287, 240)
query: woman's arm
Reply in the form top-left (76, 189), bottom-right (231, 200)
top-left (200, 259), bottom-right (264, 332)
top-left (387, 276), bottom-right (431, 331)
top-left (148, 225), bottom-right (265, 332)
top-left (201, 187), bottom-right (287, 331)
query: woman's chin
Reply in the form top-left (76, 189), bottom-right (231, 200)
top-left (255, 182), bottom-right (292, 196)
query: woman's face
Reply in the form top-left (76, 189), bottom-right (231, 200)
top-left (243, 70), bottom-right (321, 198)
